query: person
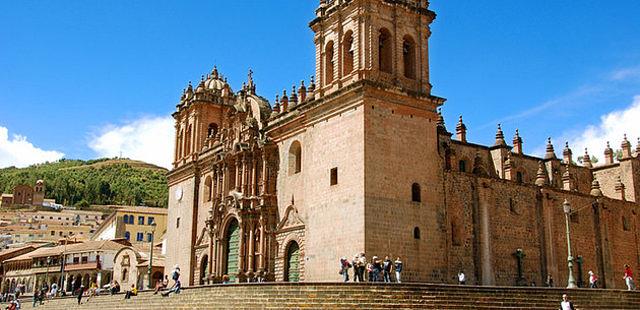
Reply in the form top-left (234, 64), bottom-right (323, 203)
top-left (366, 262), bottom-right (373, 282)
top-left (372, 256), bottom-right (382, 282)
top-left (222, 275), bottom-right (230, 284)
top-left (383, 256), bottom-right (392, 283)
top-left (86, 281), bottom-right (98, 302)
top-left (458, 270), bottom-right (466, 285)
top-left (161, 279), bottom-right (181, 297)
top-left (623, 264), bottom-right (636, 291)
top-left (124, 284), bottom-right (137, 299)
top-left (351, 255), bottom-right (360, 282)
top-left (339, 257), bottom-right (351, 282)
top-left (560, 294), bottom-right (576, 310)
top-left (357, 254), bottom-right (366, 282)
top-left (110, 281), bottom-right (120, 295)
top-left (76, 284), bottom-right (84, 305)
top-left (394, 257), bottom-right (403, 283)
top-left (545, 275), bottom-right (554, 287)
top-left (153, 278), bottom-right (165, 295)
top-left (32, 290), bottom-right (39, 308)
top-left (50, 283), bottom-right (58, 299)
top-left (588, 271), bottom-right (598, 288)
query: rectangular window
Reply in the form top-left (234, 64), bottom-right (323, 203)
top-left (137, 232), bottom-right (144, 241)
top-left (148, 217), bottom-right (155, 226)
top-left (81, 256), bottom-right (88, 264)
top-left (330, 167), bottom-right (338, 186)
top-left (73, 257), bottom-right (79, 264)
top-left (51, 231), bottom-right (55, 236)
top-left (177, 217), bottom-right (180, 228)
top-left (138, 216), bottom-right (145, 225)
top-left (147, 233), bottom-right (153, 242)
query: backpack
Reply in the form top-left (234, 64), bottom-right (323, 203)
top-left (172, 270), bottom-right (180, 281)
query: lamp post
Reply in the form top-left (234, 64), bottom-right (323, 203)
top-left (45, 256), bottom-right (51, 290)
top-left (563, 199), bottom-right (577, 289)
top-left (147, 222), bottom-right (157, 289)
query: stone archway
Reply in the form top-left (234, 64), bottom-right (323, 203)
top-left (285, 241), bottom-right (300, 282)
top-left (224, 219), bottom-right (240, 282)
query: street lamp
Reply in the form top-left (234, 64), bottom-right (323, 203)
top-left (147, 222), bottom-right (157, 289)
top-left (563, 199), bottom-right (577, 289)
top-left (45, 256), bottom-right (51, 290)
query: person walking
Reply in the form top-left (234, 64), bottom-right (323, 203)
top-left (623, 264), bottom-right (636, 291)
top-left (560, 294), bottom-right (576, 310)
top-left (394, 257), bottom-right (403, 283)
top-left (588, 271), bottom-right (598, 288)
top-left (339, 257), bottom-right (351, 282)
top-left (383, 256), bottom-right (392, 283)
top-left (76, 284), bottom-right (84, 305)
top-left (458, 270), bottom-right (466, 285)
top-left (372, 256), bottom-right (382, 282)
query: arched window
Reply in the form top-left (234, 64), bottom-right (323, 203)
top-left (204, 176), bottom-right (212, 202)
top-left (402, 35), bottom-right (416, 79)
top-left (623, 216), bottom-right (630, 231)
top-left (343, 31), bottom-right (354, 75)
top-left (378, 28), bottom-right (393, 74)
top-left (413, 227), bottom-right (421, 239)
top-left (123, 215), bottom-right (129, 224)
top-left (516, 171), bottom-right (524, 183)
top-left (459, 160), bottom-right (467, 173)
top-left (325, 41), bottom-right (335, 85)
top-left (178, 130), bottom-right (184, 159)
top-left (124, 231), bottom-right (130, 241)
top-left (129, 215), bottom-right (134, 224)
top-left (122, 268), bottom-right (128, 282)
top-left (207, 123), bottom-right (218, 138)
top-left (289, 141), bottom-right (302, 175)
top-left (411, 183), bottom-right (421, 202)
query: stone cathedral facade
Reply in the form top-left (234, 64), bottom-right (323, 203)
top-left (165, 0), bottom-right (640, 289)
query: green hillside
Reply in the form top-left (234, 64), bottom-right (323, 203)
top-left (0, 158), bottom-right (169, 208)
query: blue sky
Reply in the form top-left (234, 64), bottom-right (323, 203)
top-left (1, 1), bottom-right (639, 168)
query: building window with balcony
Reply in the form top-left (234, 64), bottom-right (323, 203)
top-left (138, 216), bottom-right (144, 225)
top-left (137, 232), bottom-right (144, 241)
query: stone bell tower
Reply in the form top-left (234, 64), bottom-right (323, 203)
top-left (310, 0), bottom-right (437, 98)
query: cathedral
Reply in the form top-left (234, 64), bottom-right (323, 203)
top-left (165, 0), bottom-right (640, 289)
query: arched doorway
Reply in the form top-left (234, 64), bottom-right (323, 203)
top-left (199, 255), bottom-right (209, 285)
top-left (225, 220), bottom-right (240, 282)
top-left (285, 241), bottom-right (300, 282)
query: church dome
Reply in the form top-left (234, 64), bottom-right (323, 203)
top-left (204, 66), bottom-right (229, 91)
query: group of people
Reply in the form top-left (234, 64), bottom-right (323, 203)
top-left (339, 254), bottom-right (403, 283)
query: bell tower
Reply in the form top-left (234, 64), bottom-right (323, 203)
top-left (310, 0), bottom-right (437, 98)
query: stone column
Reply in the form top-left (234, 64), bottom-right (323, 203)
top-left (222, 163), bottom-right (228, 198)
top-left (261, 155), bottom-right (268, 195)
top-left (241, 155), bottom-right (248, 194)
top-left (248, 222), bottom-right (255, 273)
top-left (96, 272), bottom-right (102, 287)
top-left (251, 156), bottom-right (257, 196)
top-left (238, 220), bottom-right (245, 276)
top-left (259, 216), bottom-right (266, 271)
top-left (236, 158), bottom-right (242, 192)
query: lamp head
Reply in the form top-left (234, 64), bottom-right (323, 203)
top-left (563, 199), bottom-right (571, 214)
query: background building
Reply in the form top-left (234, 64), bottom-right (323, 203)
top-left (92, 206), bottom-right (167, 244)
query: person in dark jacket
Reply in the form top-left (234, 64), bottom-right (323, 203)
top-left (383, 256), bottom-right (392, 283)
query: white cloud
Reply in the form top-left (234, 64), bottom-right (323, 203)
top-left (89, 116), bottom-right (175, 169)
top-left (560, 95), bottom-right (640, 162)
top-left (0, 126), bottom-right (65, 168)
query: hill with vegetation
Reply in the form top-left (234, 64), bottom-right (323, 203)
top-left (0, 158), bottom-right (168, 208)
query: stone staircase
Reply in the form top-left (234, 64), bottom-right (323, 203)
top-left (15, 283), bottom-right (640, 309)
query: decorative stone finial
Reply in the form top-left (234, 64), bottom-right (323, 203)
top-left (563, 142), bottom-right (573, 164)
top-left (604, 141), bottom-right (614, 164)
top-left (513, 129), bottom-right (523, 154)
top-left (436, 108), bottom-right (445, 129)
top-left (535, 161), bottom-right (547, 186)
top-left (582, 148), bottom-right (592, 168)
top-left (544, 137), bottom-right (556, 160)
top-left (494, 124), bottom-right (506, 146)
top-left (281, 89), bottom-right (289, 112)
top-left (615, 176), bottom-right (626, 200)
top-left (212, 66), bottom-right (219, 79)
top-left (298, 80), bottom-right (307, 103)
top-left (309, 75), bottom-right (316, 93)
top-left (621, 134), bottom-right (632, 160)
top-left (636, 137), bottom-right (640, 155)
top-left (455, 115), bottom-right (467, 143)
top-left (590, 178), bottom-right (603, 197)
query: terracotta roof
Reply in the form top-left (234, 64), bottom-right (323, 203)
top-left (0, 245), bottom-right (35, 260)
top-left (5, 245), bottom-right (64, 262)
top-left (64, 240), bottom-right (128, 254)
